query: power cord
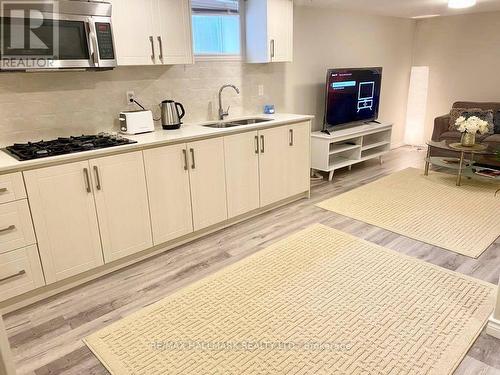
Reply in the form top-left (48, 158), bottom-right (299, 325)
top-left (131, 98), bottom-right (146, 111)
top-left (129, 97), bottom-right (162, 122)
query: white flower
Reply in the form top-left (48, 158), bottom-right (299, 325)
top-left (455, 115), bottom-right (489, 135)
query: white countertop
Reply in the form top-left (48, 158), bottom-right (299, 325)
top-left (0, 113), bottom-right (314, 174)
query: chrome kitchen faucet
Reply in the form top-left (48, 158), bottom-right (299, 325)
top-left (218, 84), bottom-right (240, 120)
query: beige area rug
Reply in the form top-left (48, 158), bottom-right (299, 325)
top-left (317, 167), bottom-right (500, 258)
top-left (84, 224), bottom-right (496, 375)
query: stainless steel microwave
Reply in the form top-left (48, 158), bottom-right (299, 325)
top-left (0, 0), bottom-right (117, 71)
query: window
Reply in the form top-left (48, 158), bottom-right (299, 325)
top-left (192, 0), bottom-right (241, 57)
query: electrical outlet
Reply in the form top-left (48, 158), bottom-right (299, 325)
top-left (258, 85), bottom-right (264, 97)
top-left (126, 91), bottom-right (135, 104)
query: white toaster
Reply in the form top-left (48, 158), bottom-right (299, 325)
top-left (119, 110), bottom-right (155, 135)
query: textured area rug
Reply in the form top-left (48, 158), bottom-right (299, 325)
top-left (85, 224), bottom-right (496, 375)
top-left (317, 167), bottom-right (500, 258)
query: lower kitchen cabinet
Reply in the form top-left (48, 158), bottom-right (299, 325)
top-left (24, 161), bottom-right (104, 284)
top-left (24, 152), bottom-right (153, 283)
top-left (0, 245), bottom-right (45, 302)
top-left (258, 126), bottom-right (289, 207)
top-left (90, 152), bottom-right (153, 263)
top-left (0, 172), bottom-right (26, 204)
top-left (258, 122), bottom-right (311, 206)
top-left (144, 144), bottom-right (194, 245)
top-left (286, 122), bottom-right (311, 196)
top-left (224, 131), bottom-right (260, 218)
top-left (187, 138), bottom-right (228, 231)
top-left (0, 200), bottom-right (36, 254)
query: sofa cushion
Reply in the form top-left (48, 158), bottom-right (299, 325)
top-left (483, 133), bottom-right (500, 145)
top-left (439, 131), bottom-right (490, 143)
top-left (448, 108), bottom-right (494, 133)
top-left (494, 110), bottom-right (500, 134)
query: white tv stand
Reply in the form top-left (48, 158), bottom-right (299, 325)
top-left (311, 122), bottom-right (393, 181)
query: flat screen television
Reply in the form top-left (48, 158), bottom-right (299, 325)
top-left (324, 67), bottom-right (382, 130)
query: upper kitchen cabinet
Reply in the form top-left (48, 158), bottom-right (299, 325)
top-left (110, 0), bottom-right (194, 66)
top-left (246, 0), bottom-right (293, 63)
top-left (109, 0), bottom-right (155, 65)
top-left (154, 0), bottom-right (194, 65)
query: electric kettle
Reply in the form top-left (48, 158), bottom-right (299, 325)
top-left (161, 100), bottom-right (185, 130)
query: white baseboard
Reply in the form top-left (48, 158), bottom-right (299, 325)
top-left (390, 142), bottom-right (404, 149)
top-left (486, 315), bottom-right (500, 339)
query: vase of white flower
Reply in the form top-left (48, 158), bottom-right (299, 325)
top-left (454, 116), bottom-right (490, 147)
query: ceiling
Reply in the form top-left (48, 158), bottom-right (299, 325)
top-left (294, 0), bottom-right (500, 18)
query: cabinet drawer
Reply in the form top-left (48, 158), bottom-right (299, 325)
top-left (0, 245), bottom-right (45, 302)
top-left (0, 172), bottom-right (26, 204)
top-left (0, 200), bottom-right (36, 254)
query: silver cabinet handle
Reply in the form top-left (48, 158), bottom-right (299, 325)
top-left (254, 135), bottom-right (259, 154)
top-left (260, 135), bottom-right (265, 154)
top-left (0, 225), bottom-right (15, 234)
top-left (83, 168), bottom-right (91, 193)
top-left (157, 36), bottom-right (164, 61)
top-left (270, 39), bottom-right (275, 59)
top-left (0, 187), bottom-right (7, 193)
top-left (0, 270), bottom-right (26, 283)
top-left (93, 166), bottom-right (102, 190)
top-left (182, 149), bottom-right (188, 171)
top-left (190, 148), bottom-right (196, 170)
top-left (289, 129), bottom-right (294, 146)
top-left (149, 36), bottom-right (155, 60)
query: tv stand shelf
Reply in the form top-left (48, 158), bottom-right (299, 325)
top-left (311, 122), bottom-right (393, 181)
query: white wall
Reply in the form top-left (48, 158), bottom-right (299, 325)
top-left (287, 6), bottom-right (416, 146)
top-left (413, 11), bottom-right (500, 139)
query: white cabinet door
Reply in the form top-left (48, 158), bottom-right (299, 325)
top-left (143, 144), bottom-right (193, 245)
top-left (286, 122), bottom-right (310, 196)
top-left (258, 126), bottom-right (289, 206)
top-left (155, 0), bottom-right (194, 65)
top-left (24, 162), bottom-right (104, 284)
top-left (0, 245), bottom-right (45, 302)
top-left (0, 172), bottom-right (26, 204)
top-left (246, 0), bottom-right (293, 63)
top-left (187, 138), bottom-right (228, 231)
top-left (224, 131), bottom-right (260, 218)
top-left (269, 0), bottom-right (293, 62)
top-left (109, 0), bottom-right (157, 65)
top-left (0, 200), bottom-right (36, 255)
top-left (90, 152), bottom-right (153, 263)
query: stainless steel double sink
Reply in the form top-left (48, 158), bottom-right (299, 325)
top-left (203, 118), bottom-right (273, 129)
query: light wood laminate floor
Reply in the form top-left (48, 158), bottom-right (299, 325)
top-left (4, 146), bottom-right (500, 375)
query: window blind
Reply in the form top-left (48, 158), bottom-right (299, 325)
top-left (192, 0), bottom-right (239, 14)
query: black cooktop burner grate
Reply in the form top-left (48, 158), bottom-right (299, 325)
top-left (4, 134), bottom-right (138, 161)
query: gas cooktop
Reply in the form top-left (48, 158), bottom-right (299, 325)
top-left (4, 133), bottom-right (137, 161)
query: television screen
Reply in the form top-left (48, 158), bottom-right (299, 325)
top-left (325, 67), bottom-right (382, 127)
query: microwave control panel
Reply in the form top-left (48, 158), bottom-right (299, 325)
top-left (95, 22), bottom-right (115, 60)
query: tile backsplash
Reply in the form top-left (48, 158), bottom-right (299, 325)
top-left (0, 62), bottom-right (287, 146)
